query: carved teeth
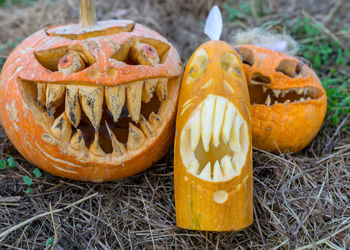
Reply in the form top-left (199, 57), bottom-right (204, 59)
top-left (300, 97), bottom-right (305, 102)
top-left (46, 84), bottom-right (65, 114)
top-left (221, 155), bottom-right (235, 180)
top-left (265, 95), bottom-right (271, 106)
top-left (148, 112), bottom-right (162, 129)
top-left (212, 97), bottom-right (226, 148)
top-left (190, 109), bottom-right (201, 152)
top-left (89, 132), bottom-right (106, 156)
top-left (79, 86), bottom-right (104, 130)
top-left (127, 123), bottom-right (145, 151)
top-left (281, 90), bottom-right (286, 97)
top-left (262, 86), bottom-right (268, 93)
top-left (199, 162), bottom-right (211, 181)
top-left (213, 160), bottom-right (224, 182)
top-left (229, 114), bottom-right (243, 152)
top-left (37, 83), bottom-right (47, 107)
top-left (140, 115), bottom-right (153, 137)
top-left (296, 88), bottom-right (303, 95)
top-left (50, 112), bottom-right (72, 141)
top-left (273, 89), bottom-right (281, 98)
top-left (126, 81), bottom-right (143, 123)
top-left (142, 79), bottom-right (158, 103)
top-left (284, 99), bottom-right (290, 104)
top-left (130, 41), bottom-right (160, 66)
top-left (201, 95), bottom-right (215, 152)
top-left (65, 86), bottom-right (81, 128)
top-left (70, 129), bottom-right (87, 150)
top-left (105, 122), bottom-right (126, 157)
top-left (222, 102), bottom-right (236, 144)
top-left (155, 78), bottom-right (168, 102)
top-left (274, 100), bottom-right (278, 105)
top-left (105, 85), bottom-right (125, 122)
top-left (188, 159), bottom-right (200, 175)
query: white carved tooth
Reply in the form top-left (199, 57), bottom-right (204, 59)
top-left (79, 86), bottom-right (104, 130)
top-left (155, 78), bottom-right (168, 102)
top-left (70, 129), bottom-right (87, 150)
top-left (127, 123), bottom-right (145, 151)
top-left (304, 88), bottom-right (308, 95)
top-left (188, 158), bottom-right (200, 175)
top-left (50, 112), bottom-right (72, 141)
top-left (281, 90), bottom-right (286, 97)
top-left (140, 115), bottom-right (153, 137)
top-left (265, 95), bottom-right (271, 106)
top-left (201, 95), bottom-right (215, 152)
top-left (229, 113), bottom-right (243, 152)
top-left (284, 99), bottom-right (291, 104)
top-left (221, 155), bottom-right (235, 180)
top-left (65, 86), bottom-right (81, 128)
top-left (37, 83), bottom-right (47, 107)
top-left (46, 84), bottom-right (66, 115)
top-left (142, 79), bottom-right (158, 103)
top-left (306, 97), bottom-right (311, 101)
top-left (296, 88), bottom-right (303, 95)
top-left (213, 160), bottom-right (224, 182)
top-left (89, 132), bottom-right (106, 156)
top-left (190, 109), bottom-right (201, 152)
top-left (273, 89), bottom-right (281, 98)
top-left (222, 102), bottom-right (236, 144)
top-left (105, 85), bottom-right (125, 122)
top-left (262, 86), bottom-right (268, 93)
top-left (148, 112), bottom-right (161, 129)
top-left (105, 122), bottom-right (126, 157)
top-left (199, 162), bottom-right (211, 181)
top-left (212, 97), bottom-right (226, 148)
top-left (126, 81), bottom-right (143, 123)
top-left (300, 97), bottom-right (305, 102)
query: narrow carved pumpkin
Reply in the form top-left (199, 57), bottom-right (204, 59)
top-left (174, 40), bottom-right (253, 231)
top-left (235, 45), bottom-right (327, 153)
top-left (0, 0), bottom-right (182, 181)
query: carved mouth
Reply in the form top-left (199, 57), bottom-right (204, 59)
top-left (180, 95), bottom-right (249, 182)
top-left (249, 85), bottom-right (324, 106)
top-left (19, 78), bottom-right (173, 158)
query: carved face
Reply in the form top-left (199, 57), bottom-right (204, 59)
top-left (0, 20), bottom-right (182, 181)
top-left (174, 41), bottom-right (253, 231)
top-left (235, 45), bottom-right (327, 153)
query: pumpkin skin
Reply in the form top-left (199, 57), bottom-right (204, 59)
top-left (235, 45), bottom-right (327, 153)
top-left (0, 17), bottom-right (182, 181)
top-left (174, 40), bottom-right (253, 231)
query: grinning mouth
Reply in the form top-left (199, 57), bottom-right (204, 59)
top-left (249, 85), bottom-right (324, 106)
top-left (180, 95), bottom-right (249, 182)
top-left (20, 77), bottom-right (172, 157)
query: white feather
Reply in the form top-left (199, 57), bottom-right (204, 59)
top-left (204, 5), bottom-right (223, 41)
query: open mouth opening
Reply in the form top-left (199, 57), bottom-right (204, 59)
top-left (180, 95), bottom-right (249, 182)
top-left (19, 77), bottom-right (170, 157)
top-left (249, 85), bottom-right (324, 106)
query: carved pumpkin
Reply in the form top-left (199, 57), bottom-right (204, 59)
top-left (0, 0), bottom-right (182, 181)
top-left (174, 40), bottom-right (253, 231)
top-left (235, 45), bottom-right (327, 153)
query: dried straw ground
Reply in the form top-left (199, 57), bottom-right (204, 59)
top-left (0, 0), bottom-right (349, 249)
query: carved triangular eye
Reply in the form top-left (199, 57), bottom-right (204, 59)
top-left (34, 45), bottom-right (95, 72)
top-left (110, 37), bottom-right (170, 66)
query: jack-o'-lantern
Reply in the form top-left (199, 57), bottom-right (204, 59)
top-left (174, 40), bottom-right (253, 231)
top-left (235, 45), bottom-right (327, 153)
top-left (0, 0), bottom-right (182, 181)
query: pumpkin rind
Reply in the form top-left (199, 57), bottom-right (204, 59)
top-left (174, 41), bottom-right (253, 231)
top-left (235, 45), bottom-right (327, 153)
top-left (0, 19), bottom-right (182, 181)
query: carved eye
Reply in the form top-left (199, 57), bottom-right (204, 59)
top-left (186, 48), bottom-right (208, 84)
top-left (221, 52), bottom-right (242, 78)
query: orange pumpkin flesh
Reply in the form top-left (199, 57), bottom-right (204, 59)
top-left (174, 41), bottom-right (253, 231)
top-left (235, 45), bottom-right (327, 153)
top-left (0, 1), bottom-right (182, 182)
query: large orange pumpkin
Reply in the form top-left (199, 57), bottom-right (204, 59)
top-left (174, 40), bottom-right (253, 231)
top-left (235, 45), bottom-right (327, 153)
top-left (0, 0), bottom-right (182, 181)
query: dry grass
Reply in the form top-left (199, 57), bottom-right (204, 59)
top-left (0, 0), bottom-right (350, 249)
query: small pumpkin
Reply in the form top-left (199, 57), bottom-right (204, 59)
top-left (174, 40), bottom-right (253, 231)
top-left (0, 0), bottom-right (182, 181)
top-left (235, 45), bottom-right (327, 153)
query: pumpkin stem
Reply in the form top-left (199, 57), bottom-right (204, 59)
top-left (80, 0), bottom-right (97, 28)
